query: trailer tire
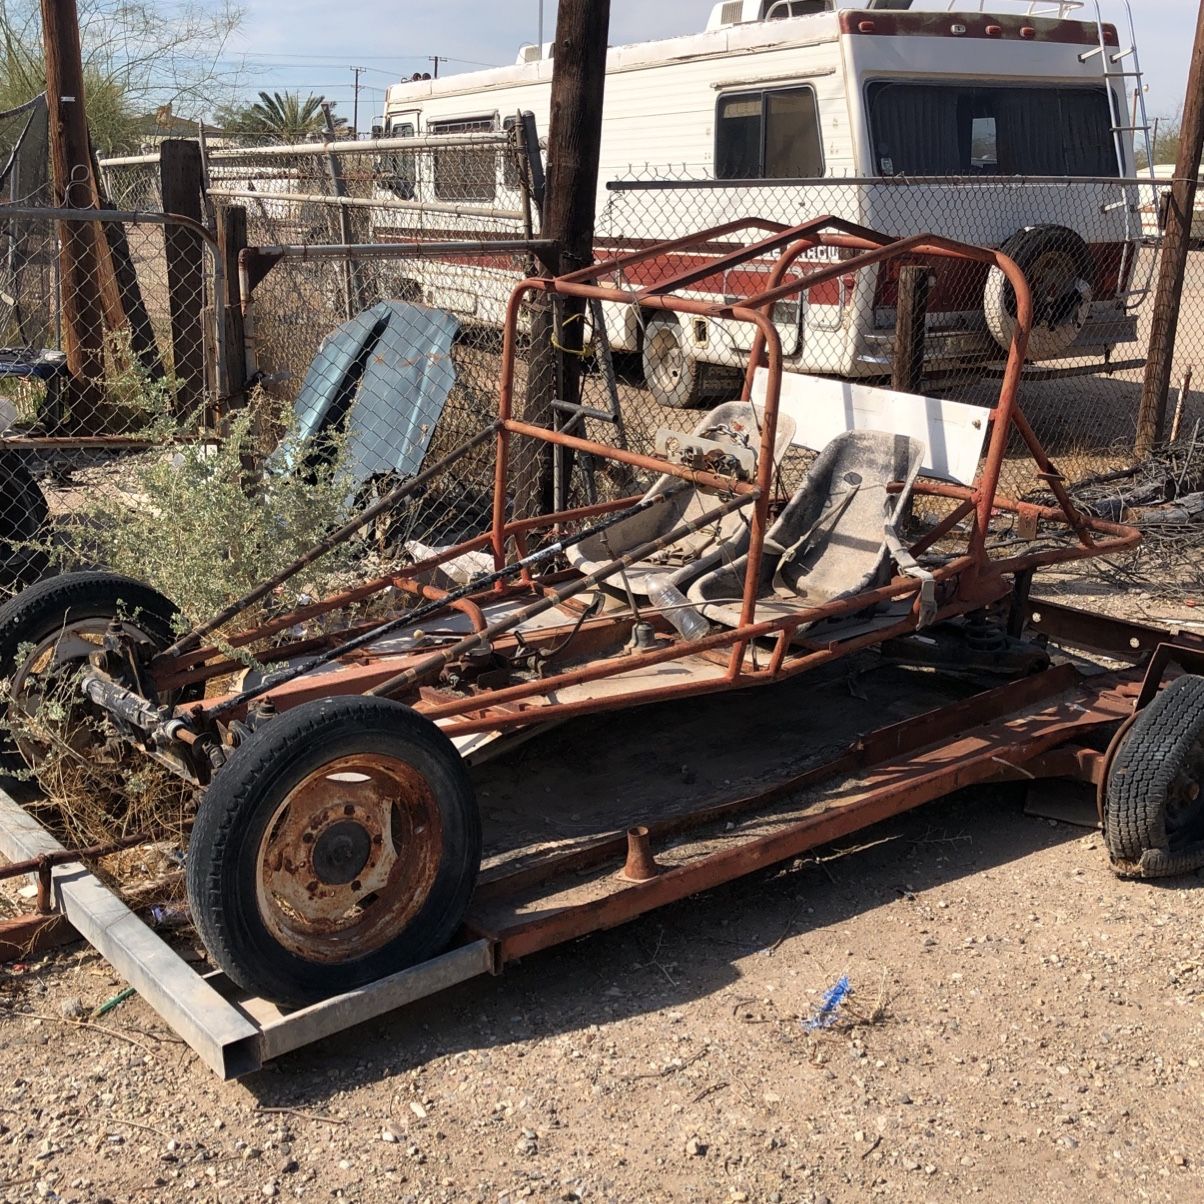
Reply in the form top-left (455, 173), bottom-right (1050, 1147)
top-left (186, 695), bottom-right (481, 1005)
top-left (642, 316), bottom-right (710, 409)
top-left (1104, 674), bottom-right (1204, 877)
top-left (984, 225), bottom-right (1093, 361)
top-left (0, 571), bottom-right (186, 802)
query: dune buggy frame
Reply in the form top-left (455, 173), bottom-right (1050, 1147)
top-left (90, 216), bottom-right (1141, 745)
top-left (4, 215), bottom-right (1202, 1076)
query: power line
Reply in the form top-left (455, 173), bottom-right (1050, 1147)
top-left (212, 50), bottom-right (502, 66)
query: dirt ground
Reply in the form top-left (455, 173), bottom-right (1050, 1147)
top-left (2, 582), bottom-right (1204, 1204)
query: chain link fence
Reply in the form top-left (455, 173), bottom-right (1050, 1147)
top-left (583, 169), bottom-right (1204, 499)
top-left (4, 132), bottom-right (1203, 615)
top-left (0, 131), bottom-right (558, 623)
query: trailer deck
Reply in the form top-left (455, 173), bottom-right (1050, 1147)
top-left (0, 598), bottom-right (1191, 1078)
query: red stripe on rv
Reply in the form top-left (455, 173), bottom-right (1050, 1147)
top-left (592, 245), bottom-right (845, 306)
top-left (873, 243), bottom-right (1130, 310)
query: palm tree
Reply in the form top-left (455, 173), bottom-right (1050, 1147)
top-left (220, 91), bottom-right (347, 142)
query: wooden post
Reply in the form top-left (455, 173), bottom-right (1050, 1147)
top-left (216, 204), bottom-right (249, 416)
top-left (1136, 0), bottom-right (1204, 457)
top-left (41, 0), bottom-right (106, 424)
top-left (891, 265), bottom-right (930, 395)
top-left (519, 0), bottom-right (610, 515)
top-left (159, 139), bottom-right (206, 415)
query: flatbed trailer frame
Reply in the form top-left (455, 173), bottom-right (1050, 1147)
top-left (5, 214), bottom-right (1203, 1064)
top-left (2, 598), bottom-right (1200, 1078)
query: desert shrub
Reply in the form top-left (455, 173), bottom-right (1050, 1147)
top-left (46, 393), bottom-right (365, 627)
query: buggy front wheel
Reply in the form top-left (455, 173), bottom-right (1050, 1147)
top-left (186, 696), bottom-right (481, 1005)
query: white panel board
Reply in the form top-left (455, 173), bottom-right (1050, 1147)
top-left (750, 368), bottom-right (991, 486)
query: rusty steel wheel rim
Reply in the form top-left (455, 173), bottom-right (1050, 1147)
top-left (9, 619), bottom-right (159, 773)
top-left (254, 753), bottom-right (444, 964)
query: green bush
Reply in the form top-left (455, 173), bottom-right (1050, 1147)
top-left (48, 394), bottom-right (363, 629)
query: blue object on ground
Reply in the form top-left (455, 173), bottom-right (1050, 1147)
top-left (804, 975), bottom-right (851, 1031)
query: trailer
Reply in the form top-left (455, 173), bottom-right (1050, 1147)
top-left (0, 216), bottom-right (1201, 1077)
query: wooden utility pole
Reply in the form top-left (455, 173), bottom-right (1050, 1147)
top-left (520, 0), bottom-right (610, 513)
top-left (1136, 0), bottom-right (1204, 456)
top-left (41, 0), bottom-right (106, 420)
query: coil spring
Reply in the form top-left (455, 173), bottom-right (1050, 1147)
top-left (965, 599), bottom-right (1009, 654)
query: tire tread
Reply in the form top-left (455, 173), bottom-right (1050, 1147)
top-left (1105, 675), bottom-right (1204, 866)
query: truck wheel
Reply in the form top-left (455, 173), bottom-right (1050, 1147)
top-left (186, 696), bottom-right (481, 1005)
top-left (642, 316), bottom-right (710, 409)
top-left (984, 225), bottom-right (1093, 361)
top-left (1104, 675), bottom-right (1204, 877)
top-left (0, 571), bottom-right (186, 802)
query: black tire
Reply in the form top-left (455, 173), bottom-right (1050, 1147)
top-left (0, 571), bottom-right (185, 802)
top-left (186, 695), bottom-right (481, 1005)
top-left (0, 453), bottom-right (48, 588)
top-left (1104, 674), bottom-right (1204, 877)
top-left (642, 316), bottom-right (710, 409)
top-left (984, 225), bottom-right (1094, 361)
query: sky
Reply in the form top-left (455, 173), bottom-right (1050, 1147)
top-left (218, 0), bottom-right (1197, 129)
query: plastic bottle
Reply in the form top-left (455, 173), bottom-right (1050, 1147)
top-left (646, 575), bottom-right (710, 642)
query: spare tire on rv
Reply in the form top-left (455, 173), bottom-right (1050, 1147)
top-left (983, 225), bottom-right (1093, 361)
top-left (642, 315), bottom-right (742, 410)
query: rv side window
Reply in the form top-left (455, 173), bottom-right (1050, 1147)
top-left (867, 83), bottom-right (1118, 177)
top-left (764, 1), bottom-right (831, 18)
top-left (429, 116), bottom-right (497, 203)
top-left (715, 86), bottom-right (823, 179)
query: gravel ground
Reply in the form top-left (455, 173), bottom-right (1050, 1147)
top-left (3, 615), bottom-right (1204, 1203)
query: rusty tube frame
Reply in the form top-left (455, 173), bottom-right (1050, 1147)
top-left (145, 216), bottom-right (1140, 736)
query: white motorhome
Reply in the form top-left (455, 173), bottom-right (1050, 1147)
top-left (376, 1), bottom-right (1152, 403)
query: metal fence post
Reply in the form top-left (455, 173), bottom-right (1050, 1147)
top-left (321, 103), bottom-right (369, 319)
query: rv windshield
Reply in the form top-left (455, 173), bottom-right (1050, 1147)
top-left (867, 83), bottom-right (1118, 177)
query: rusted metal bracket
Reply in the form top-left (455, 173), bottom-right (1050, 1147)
top-left (1136, 640), bottom-right (1204, 710)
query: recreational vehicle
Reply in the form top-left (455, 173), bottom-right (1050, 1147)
top-left (376, 1), bottom-right (1153, 403)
